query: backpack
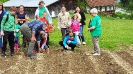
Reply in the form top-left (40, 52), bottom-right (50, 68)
top-left (3, 14), bottom-right (15, 25)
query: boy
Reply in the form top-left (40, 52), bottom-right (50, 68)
top-left (1, 6), bottom-right (17, 56)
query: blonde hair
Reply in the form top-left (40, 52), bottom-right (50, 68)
top-left (72, 14), bottom-right (78, 19)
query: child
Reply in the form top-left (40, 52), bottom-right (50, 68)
top-left (40, 31), bottom-right (49, 54)
top-left (70, 14), bottom-right (81, 47)
top-left (14, 23), bottom-right (21, 50)
top-left (59, 30), bottom-right (77, 51)
top-left (1, 6), bottom-right (17, 56)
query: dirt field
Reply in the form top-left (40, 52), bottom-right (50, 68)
top-left (0, 46), bottom-right (133, 74)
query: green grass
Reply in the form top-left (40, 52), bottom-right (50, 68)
top-left (49, 13), bottom-right (133, 51)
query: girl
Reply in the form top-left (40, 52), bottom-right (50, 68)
top-left (59, 30), bottom-right (77, 51)
top-left (40, 31), bottom-right (49, 54)
top-left (14, 23), bottom-right (21, 50)
top-left (70, 14), bottom-right (81, 47)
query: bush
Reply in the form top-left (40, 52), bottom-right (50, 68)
top-left (130, 11), bottom-right (133, 19)
top-left (113, 12), bottom-right (130, 19)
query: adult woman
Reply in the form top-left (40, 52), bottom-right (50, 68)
top-left (57, 5), bottom-right (71, 40)
top-left (0, 3), bottom-right (6, 49)
top-left (35, 1), bottom-right (52, 24)
top-left (88, 8), bottom-right (102, 55)
top-left (16, 5), bottom-right (27, 48)
top-left (75, 6), bottom-right (86, 45)
top-left (16, 5), bottom-right (27, 26)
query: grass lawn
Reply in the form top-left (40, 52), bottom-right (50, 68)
top-left (49, 13), bottom-right (133, 51)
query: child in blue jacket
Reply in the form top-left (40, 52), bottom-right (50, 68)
top-left (59, 30), bottom-right (77, 51)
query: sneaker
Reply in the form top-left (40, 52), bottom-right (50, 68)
top-left (14, 44), bottom-right (17, 50)
top-left (46, 49), bottom-right (50, 54)
top-left (93, 53), bottom-right (100, 56)
top-left (82, 42), bottom-right (86, 45)
top-left (10, 52), bottom-right (14, 56)
top-left (16, 44), bottom-right (19, 50)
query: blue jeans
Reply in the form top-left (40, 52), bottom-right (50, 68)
top-left (15, 37), bottom-right (19, 44)
top-left (79, 25), bottom-right (85, 42)
top-left (0, 30), bottom-right (3, 47)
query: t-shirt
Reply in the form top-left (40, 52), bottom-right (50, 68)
top-left (39, 7), bottom-right (46, 17)
top-left (16, 11), bottom-right (27, 25)
top-left (89, 15), bottom-right (102, 37)
top-left (15, 24), bottom-right (21, 37)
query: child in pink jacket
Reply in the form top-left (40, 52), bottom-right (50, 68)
top-left (70, 14), bottom-right (81, 47)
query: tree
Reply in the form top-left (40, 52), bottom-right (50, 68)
top-left (120, 0), bottom-right (130, 7)
top-left (0, 0), bottom-right (8, 3)
top-left (76, 0), bottom-right (88, 12)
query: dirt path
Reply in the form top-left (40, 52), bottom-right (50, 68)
top-left (0, 47), bottom-right (133, 74)
top-left (106, 51), bottom-right (133, 74)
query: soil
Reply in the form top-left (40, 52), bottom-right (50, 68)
top-left (0, 46), bottom-right (133, 74)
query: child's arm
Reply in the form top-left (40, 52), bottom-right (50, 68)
top-left (1, 15), bottom-right (7, 36)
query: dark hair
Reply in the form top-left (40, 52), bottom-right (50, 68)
top-left (0, 2), bottom-right (4, 10)
top-left (19, 5), bottom-right (24, 8)
top-left (75, 6), bottom-right (81, 13)
top-left (65, 30), bottom-right (75, 36)
top-left (38, 1), bottom-right (45, 5)
top-left (75, 6), bottom-right (81, 9)
top-left (61, 4), bottom-right (65, 8)
top-left (10, 6), bottom-right (17, 11)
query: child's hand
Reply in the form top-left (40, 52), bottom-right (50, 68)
top-left (67, 40), bottom-right (71, 44)
top-left (65, 45), bottom-right (69, 49)
top-left (16, 29), bottom-right (19, 32)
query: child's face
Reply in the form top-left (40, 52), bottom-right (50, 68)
top-left (42, 12), bottom-right (47, 17)
top-left (74, 15), bottom-right (77, 20)
top-left (69, 32), bottom-right (73, 37)
top-left (11, 10), bottom-right (16, 15)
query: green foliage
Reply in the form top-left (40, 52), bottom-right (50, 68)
top-left (127, 0), bottom-right (133, 12)
top-left (0, 0), bottom-right (8, 3)
top-left (75, 0), bottom-right (88, 12)
top-left (113, 12), bottom-right (130, 19)
top-left (130, 12), bottom-right (133, 19)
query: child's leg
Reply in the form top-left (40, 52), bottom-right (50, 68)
top-left (59, 41), bottom-right (67, 50)
top-left (46, 34), bottom-right (49, 47)
top-left (44, 45), bottom-right (49, 54)
top-left (68, 44), bottom-right (76, 51)
top-left (8, 31), bottom-right (15, 56)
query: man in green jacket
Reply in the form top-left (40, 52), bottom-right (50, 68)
top-left (1, 6), bottom-right (17, 56)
